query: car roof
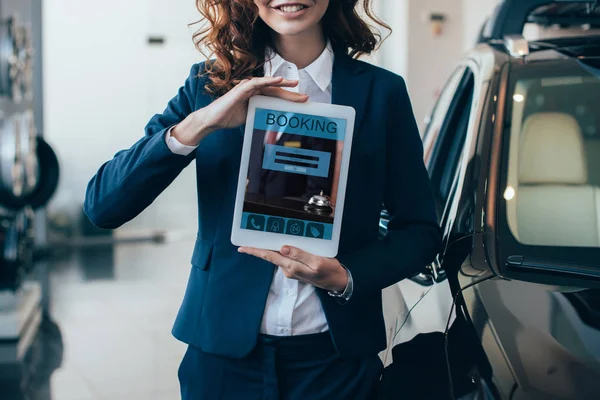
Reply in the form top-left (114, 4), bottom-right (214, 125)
top-left (490, 35), bottom-right (600, 63)
top-left (474, 0), bottom-right (600, 65)
top-left (481, 0), bottom-right (600, 41)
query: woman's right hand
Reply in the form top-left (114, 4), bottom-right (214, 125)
top-left (171, 76), bottom-right (308, 146)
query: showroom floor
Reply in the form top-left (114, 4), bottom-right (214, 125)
top-left (4, 237), bottom-right (196, 400)
top-left (1, 228), bottom-right (451, 400)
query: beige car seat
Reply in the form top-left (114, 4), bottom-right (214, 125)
top-left (517, 113), bottom-right (600, 247)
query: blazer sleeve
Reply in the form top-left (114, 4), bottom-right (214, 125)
top-left (84, 63), bottom-right (206, 229)
top-left (337, 77), bottom-right (442, 297)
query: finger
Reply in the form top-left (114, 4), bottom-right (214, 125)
top-left (238, 247), bottom-right (285, 265)
top-left (279, 264), bottom-right (304, 280)
top-left (280, 246), bottom-right (320, 268)
top-left (245, 76), bottom-right (297, 90)
top-left (259, 87), bottom-right (309, 103)
top-left (275, 255), bottom-right (319, 282)
top-left (252, 77), bottom-right (298, 87)
top-left (252, 76), bottom-right (284, 86)
top-left (238, 247), bottom-right (316, 281)
top-left (279, 261), bottom-right (318, 283)
top-left (235, 76), bottom-right (279, 92)
top-left (237, 78), bottom-right (299, 99)
top-left (267, 79), bottom-right (300, 88)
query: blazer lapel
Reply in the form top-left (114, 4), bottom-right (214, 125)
top-left (331, 52), bottom-right (373, 134)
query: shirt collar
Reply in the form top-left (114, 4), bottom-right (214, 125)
top-left (264, 41), bottom-right (334, 92)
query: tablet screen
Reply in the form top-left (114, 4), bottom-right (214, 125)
top-left (241, 108), bottom-right (346, 241)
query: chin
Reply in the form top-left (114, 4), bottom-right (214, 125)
top-left (256, 0), bottom-right (328, 39)
top-left (271, 22), bottom-right (317, 36)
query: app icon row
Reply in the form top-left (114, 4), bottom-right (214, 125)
top-left (246, 215), bottom-right (325, 239)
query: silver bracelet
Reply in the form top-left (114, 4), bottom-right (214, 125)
top-left (328, 266), bottom-right (353, 301)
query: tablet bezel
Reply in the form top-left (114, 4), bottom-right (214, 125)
top-left (231, 95), bottom-right (356, 258)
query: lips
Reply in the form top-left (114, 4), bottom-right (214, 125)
top-left (271, 3), bottom-right (309, 13)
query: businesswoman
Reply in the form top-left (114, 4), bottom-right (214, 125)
top-left (85, 0), bottom-right (441, 399)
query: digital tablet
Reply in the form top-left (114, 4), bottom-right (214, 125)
top-left (231, 95), bottom-right (356, 257)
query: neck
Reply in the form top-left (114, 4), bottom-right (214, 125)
top-left (272, 28), bottom-right (326, 69)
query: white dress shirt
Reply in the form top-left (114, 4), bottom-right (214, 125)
top-left (166, 43), bottom-right (346, 336)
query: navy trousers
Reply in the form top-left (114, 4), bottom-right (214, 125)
top-left (178, 332), bottom-right (383, 400)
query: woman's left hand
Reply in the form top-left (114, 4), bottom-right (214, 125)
top-left (238, 246), bottom-right (348, 292)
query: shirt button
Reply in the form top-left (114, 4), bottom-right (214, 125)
top-left (287, 289), bottom-right (294, 296)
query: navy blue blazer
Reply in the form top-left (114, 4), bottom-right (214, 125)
top-left (84, 53), bottom-right (441, 359)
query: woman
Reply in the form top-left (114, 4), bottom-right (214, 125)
top-left (84, 0), bottom-right (441, 399)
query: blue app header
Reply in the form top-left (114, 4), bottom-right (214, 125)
top-left (254, 108), bottom-right (346, 141)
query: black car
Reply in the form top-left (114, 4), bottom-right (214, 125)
top-left (379, 1), bottom-right (600, 399)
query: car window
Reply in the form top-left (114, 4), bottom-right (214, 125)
top-left (429, 69), bottom-right (476, 212)
top-left (503, 60), bottom-right (600, 249)
top-left (380, 67), bottom-right (466, 226)
top-left (423, 67), bottom-right (465, 162)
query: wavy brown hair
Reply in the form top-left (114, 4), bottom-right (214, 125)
top-left (193, 0), bottom-right (390, 95)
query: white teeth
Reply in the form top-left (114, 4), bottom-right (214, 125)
top-left (280, 5), bottom-right (305, 13)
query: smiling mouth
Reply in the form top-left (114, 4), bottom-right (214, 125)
top-left (272, 4), bottom-right (309, 13)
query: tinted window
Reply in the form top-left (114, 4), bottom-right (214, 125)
top-left (503, 60), bottom-right (600, 249)
top-left (429, 70), bottom-right (476, 207)
top-left (423, 67), bottom-right (465, 161)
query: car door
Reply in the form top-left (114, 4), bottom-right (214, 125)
top-left (419, 56), bottom-right (502, 399)
top-left (380, 60), bottom-right (489, 399)
top-left (470, 57), bottom-right (600, 400)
